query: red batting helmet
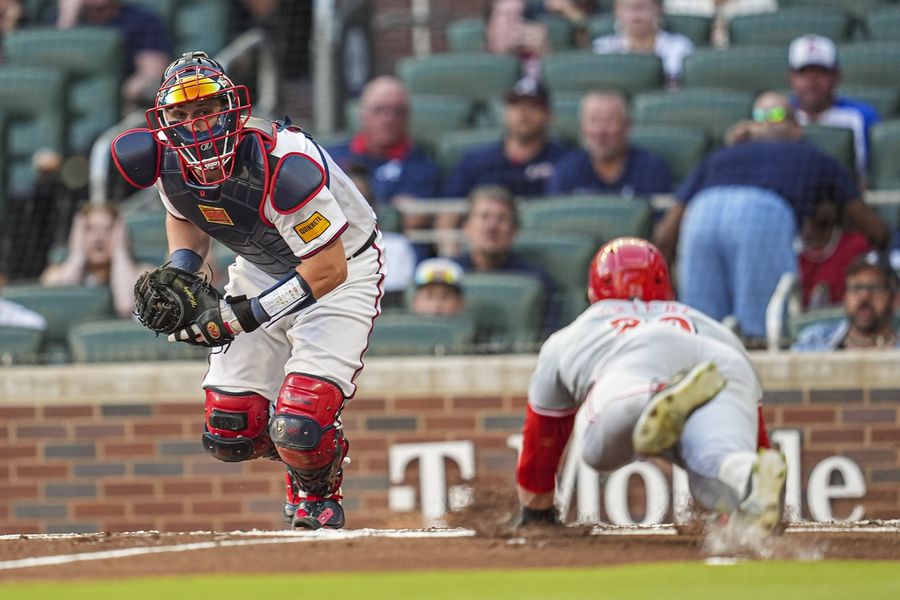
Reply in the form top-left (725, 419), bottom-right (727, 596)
top-left (587, 237), bottom-right (675, 303)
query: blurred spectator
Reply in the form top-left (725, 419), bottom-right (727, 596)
top-left (486, 0), bottom-right (550, 79)
top-left (325, 76), bottom-right (440, 232)
top-left (798, 189), bottom-right (871, 309)
top-left (410, 258), bottom-right (466, 317)
top-left (56, 0), bottom-right (173, 114)
top-left (41, 204), bottom-right (152, 318)
top-left (540, 1), bottom-right (604, 48)
top-left (0, 0), bottom-right (22, 46)
top-left (444, 77), bottom-right (568, 199)
top-left (593, 0), bottom-right (694, 86)
top-left (547, 90), bottom-right (672, 195)
top-left (344, 162), bottom-right (417, 309)
top-left (788, 35), bottom-right (880, 184)
top-left (793, 252), bottom-right (900, 351)
top-left (663, 0), bottom-right (776, 47)
top-left (454, 185), bottom-right (559, 333)
top-left (653, 91), bottom-right (888, 345)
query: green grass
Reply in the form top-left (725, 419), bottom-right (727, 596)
top-left (3, 561), bottom-right (899, 599)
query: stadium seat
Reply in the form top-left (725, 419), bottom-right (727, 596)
top-left (367, 313), bottom-right (476, 356)
top-left (789, 305), bottom-right (846, 342)
top-left (837, 42), bottom-right (900, 89)
top-left (865, 6), bottom-right (900, 41)
top-left (0, 66), bottom-right (67, 197)
top-left (801, 125), bottom-right (856, 176)
top-left (629, 124), bottom-right (709, 185)
top-left (632, 88), bottom-right (753, 144)
top-left (838, 85), bottom-right (898, 119)
top-left (869, 120), bottom-right (900, 190)
top-left (518, 195), bottom-right (654, 245)
top-left (173, 0), bottom-right (231, 55)
top-left (2, 284), bottom-right (115, 356)
top-left (779, 0), bottom-right (892, 23)
top-left (461, 272), bottom-right (546, 352)
top-left (375, 205), bottom-right (403, 233)
top-left (446, 18), bottom-right (486, 52)
top-left (397, 54), bottom-right (521, 104)
top-left (541, 51), bottom-right (664, 97)
top-left (538, 14), bottom-right (577, 51)
top-left (587, 14), bottom-right (712, 46)
top-left (549, 91), bottom-right (585, 143)
top-left (0, 326), bottom-right (44, 365)
top-left (2, 27), bottom-right (124, 153)
top-left (123, 210), bottom-right (169, 265)
top-left (67, 318), bottom-right (209, 363)
top-left (681, 47), bottom-right (787, 94)
top-left (728, 7), bottom-right (852, 46)
top-left (434, 128), bottom-right (503, 175)
top-left (512, 232), bottom-right (596, 295)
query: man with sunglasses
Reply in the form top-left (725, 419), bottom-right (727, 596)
top-left (653, 91), bottom-right (888, 347)
top-left (793, 252), bottom-right (900, 351)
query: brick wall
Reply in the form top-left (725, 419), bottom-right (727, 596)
top-left (0, 353), bottom-right (898, 534)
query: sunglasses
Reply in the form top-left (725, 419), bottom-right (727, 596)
top-left (752, 106), bottom-right (788, 124)
top-left (415, 267), bottom-right (461, 287)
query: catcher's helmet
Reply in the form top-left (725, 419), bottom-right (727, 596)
top-left (587, 237), bottom-right (674, 303)
top-left (147, 51), bottom-right (250, 185)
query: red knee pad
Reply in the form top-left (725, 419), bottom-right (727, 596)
top-left (270, 373), bottom-right (346, 471)
top-left (202, 389), bottom-right (274, 462)
top-left (516, 404), bottom-right (576, 494)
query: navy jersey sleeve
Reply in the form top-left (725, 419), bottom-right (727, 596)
top-left (636, 149), bottom-right (673, 194)
top-left (675, 154), bottom-right (711, 203)
top-left (442, 151), bottom-right (479, 197)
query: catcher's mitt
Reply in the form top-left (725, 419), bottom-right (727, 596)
top-left (134, 266), bottom-right (234, 347)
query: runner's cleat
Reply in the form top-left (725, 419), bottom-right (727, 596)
top-left (633, 361), bottom-right (726, 455)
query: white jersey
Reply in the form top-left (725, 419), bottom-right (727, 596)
top-left (530, 299), bottom-right (750, 412)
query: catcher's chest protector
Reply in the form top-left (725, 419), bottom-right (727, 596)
top-left (160, 133), bottom-right (299, 277)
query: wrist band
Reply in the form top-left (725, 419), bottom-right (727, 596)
top-left (255, 272), bottom-right (316, 323)
top-left (168, 248), bottom-right (203, 273)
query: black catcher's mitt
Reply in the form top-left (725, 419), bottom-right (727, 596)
top-left (134, 266), bottom-right (234, 347)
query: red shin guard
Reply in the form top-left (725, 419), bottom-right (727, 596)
top-left (516, 404), bottom-right (576, 494)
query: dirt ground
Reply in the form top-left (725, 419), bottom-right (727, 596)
top-left (1, 519), bottom-right (898, 583)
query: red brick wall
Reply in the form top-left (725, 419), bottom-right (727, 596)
top-left (1, 380), bottom-right (897, 534)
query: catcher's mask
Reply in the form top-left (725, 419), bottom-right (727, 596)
top-left (147, 51), bottom-right (250, 185)
top-left (587, 237), bottom-right (675, 303)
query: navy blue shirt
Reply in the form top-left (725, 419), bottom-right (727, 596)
top-left (443, 140), bottom-right (570, 198)
top-left (454, 251), bottom-right (560, 334)
top-left (546, 146), bottom-right (673, 196)
top-left (676, 140), bottom-right (859, 223)
top-left (94, 4), bottom-right (172, 76)
top-left (325, 142), bottom-right (441, 204)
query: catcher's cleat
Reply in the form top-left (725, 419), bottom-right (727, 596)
top-left (512, 506), bottom-right (562, 529)
top-left (729, 448), bottom-right (787, 535)
top-left (292, 496), bottom-right (345, 529)
top-left (633, 360), bottom-right (726, 455)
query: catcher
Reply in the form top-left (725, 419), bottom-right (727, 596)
top-left (113, 51), bottom-right (383, 529)
top-left (516, 237), bottom-right (787, 536)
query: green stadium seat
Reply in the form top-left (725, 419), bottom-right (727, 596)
top-left (587, 14), bottom-right (712, 46)
top-left (2, 285), bottom-right (115, 355)
top-left (728, 7), bottom-right (852, 46)
top-left (397, 54), bottom-right (521, 104)
top-left (67, 318), bottom-right (209, 363)
top-left (461, 272), bottom-right (546, 352)
top-left (0, 111), bottom-right (7, 216)
top-left (801, 124), bottom-right (856, 176)
top-left (3, 27), bottom-right (124, 153)
top-left (789, 305), bottom-right (846, 342)
top-left (837, 42), bottom-right (900, 89)
top-left (513, 232), bottom-right (596, 294)
top-left (549, 90), bottom-right (585, 143)
top-left (632, 88), bottom-right (753, 144)
top-left (779, 0), bottom-right (892, 22)
top-left (0, 326), bottom-right (44, 365)
top-left (174, 0), bottom-right (231, 55)
top-left (542, 51), bottom-right (664, 97)
top-left (518, 195), bottom-right (654, 245)
top-left (0, 66), bottom-right (67, 197)
top-left (682, 47), bottom-right (788, 94)
top-left (629, 124), bottom-right (709, 185)
top-left (367, 313), bottom-right (476, 356)
top-left (865, 6), bottom-right (900, 41)
top-left (123, 210), bottom-right (169, 265)
top-left (538, 14), bottom-right (577, 51)
top-left (434, 128), bottom-right (503, 176)
top-left (869, 120), bottom-right (900, 190)
top-left (375, 205), bottom-right (403, 234)
top-left (446, 18), bottom-right (486, 52)
top-left (839, 85), bottom-right (898, 119)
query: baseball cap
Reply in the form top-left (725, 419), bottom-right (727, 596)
top-left (504, 77), bottom-right (550, 107)
top-left (845, 251), bottom-right (899, 287)
top-left (789, 34), bottom-right (839, 70)
top-left (414, 258), bottom-right (464, 291)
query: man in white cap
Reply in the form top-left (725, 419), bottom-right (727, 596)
top-left (787, 34), bottom-right (880, 182)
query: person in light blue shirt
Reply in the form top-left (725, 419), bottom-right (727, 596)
top-left (793, 252), bottom-right (900, 351)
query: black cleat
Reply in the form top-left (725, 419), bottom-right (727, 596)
top-left (292, 497), bottom-right (345, 529)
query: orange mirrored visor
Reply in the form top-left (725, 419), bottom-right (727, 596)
top-left (162, 75), bottom-right (223, 104)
